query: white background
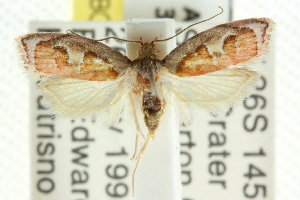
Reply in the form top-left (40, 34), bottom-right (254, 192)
top-left (0, 0), bottom-right (299, 199)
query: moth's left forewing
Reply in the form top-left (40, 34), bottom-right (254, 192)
top-left (162, 18), bottom-right (275, 77)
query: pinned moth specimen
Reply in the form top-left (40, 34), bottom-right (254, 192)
top-left (17, 12), bottom-right (274, 193)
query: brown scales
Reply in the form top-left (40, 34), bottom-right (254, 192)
top-left (175, 27), bottom-right (258, 77)
top-left (133, 41), bottom-right (165, 135)
top-left (17, 17), bottom-right (274, 195)
top-left (34, 40), bottom-right (119, 81)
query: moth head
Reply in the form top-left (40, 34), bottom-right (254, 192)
top-left (137, 39), bottom-right (159, 59)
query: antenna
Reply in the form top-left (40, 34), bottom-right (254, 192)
top-left (155, 6), bottom-right (224, 42)
top-left (66, 29), bottom-right (141, 43)
top-left (68, 6), bottom-right (224, 44)
top-left (95, 36), bottom-right (141, 43)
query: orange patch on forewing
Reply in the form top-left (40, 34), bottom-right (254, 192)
top-left (83, 51), bottom-right (96, 67)
top-left (77, 51), bottom-right (119, 81)
top-left (34, 42), bottom-right (75, 76)
top-left (34, 42), bottom-right (55, 63)
top-left (68, 68), bottom-right (118, 81)
top-left (196, 45), bottom-right (213, 60)
top-left (34, 41), bottom-right (119, 81)
top-left (53, 47), bottom-right (69, 68)
top-left (223, 35), bottom-right (237, 59)
top-left (217, 28), bottom-right (258, 66)
top-left (235, 28), bottom-right (258, 62)
top-left (176, 44), bottom-right (225, 77)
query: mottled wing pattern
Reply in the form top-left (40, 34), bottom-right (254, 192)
top-left (17, 33), bottom-right (133, 121)
top-left (17, 33), bottom-right (131, 81)
top-left (163, 18), bottom-right (274, 76)
top-left (160, 18), bottom-right (274, 117)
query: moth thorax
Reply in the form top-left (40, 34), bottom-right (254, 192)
top-left (137, 42), bottom-right (159, 59)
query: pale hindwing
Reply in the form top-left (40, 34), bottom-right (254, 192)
top-left (160, 68), bottom-right (260, 117)
top-left (38, 72), bottom-right (132, 125)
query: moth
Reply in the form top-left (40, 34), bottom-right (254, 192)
top-left (17, 16), bottom-right (274, 192)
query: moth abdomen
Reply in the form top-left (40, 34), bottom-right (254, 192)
top-left (142, 91), bottom-right (164, 133)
